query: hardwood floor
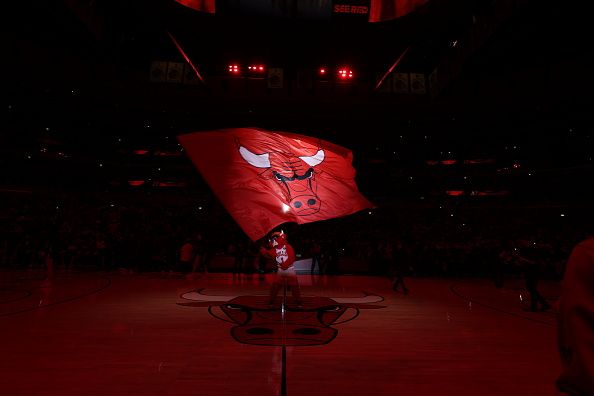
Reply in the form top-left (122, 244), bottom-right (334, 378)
top-left (0, 270), bottom-right (562, 396)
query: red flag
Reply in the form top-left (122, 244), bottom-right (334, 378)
top-left (178, 128), bottom-right (374, 241)
top-left (368, 0), bottom-right (428, 22)
top-left (174, 0), bottom-right (215, 13)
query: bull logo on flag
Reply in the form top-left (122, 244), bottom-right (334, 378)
top-left (238, 142), bottom-right (324, 216)
top-left (177, 127), bottom-right (374, 241)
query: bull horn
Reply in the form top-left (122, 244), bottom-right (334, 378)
top-left (181, 288), bottom-right (238, 302)
top-left (239, 146), bottom-right (270, 168)
top-left (331, 293), bottom-right (383, 304)
top-left (299, 149), bottom-right (325, 167)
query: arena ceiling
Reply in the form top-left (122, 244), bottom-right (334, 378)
top-left (4, 0), bottom-right (593, 203)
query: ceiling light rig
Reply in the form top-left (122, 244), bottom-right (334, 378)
top-left (228, 64), bottom-right (241, 75)
top-left (337, 67), bottom-right (354, 81)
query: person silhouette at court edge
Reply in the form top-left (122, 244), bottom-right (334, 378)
top-left (310, 240), bottom-right (322, 275)
top-left (556, 236), bottom-right (594, 396)
top-left (514, 244), bottom-right (551, 312)
top-left (390, 240), bottom-right (409, 295)
top-left (260, 230), bottom-right (302, 307)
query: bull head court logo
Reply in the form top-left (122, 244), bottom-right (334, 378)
top-left (178, 289), bottom-right (386, 346)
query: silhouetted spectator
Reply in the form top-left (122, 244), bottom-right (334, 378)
top-left (191, 232), bottom-right (209, 274)
top-left (557, 236), bottom-right (594, 396)
top-left (177, 236), bottom-right (194, 275)
top-left (515, 244), bottom-right (551, 312)
top-left (309, 240), bottom-right (322, 275)
top-left (390, 240), bottom-right (409, 295)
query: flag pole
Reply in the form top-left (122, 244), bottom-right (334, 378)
top-left (374, 46), bottom-right (411, 91)
top-left (166, 30), bottom-right (205, 85)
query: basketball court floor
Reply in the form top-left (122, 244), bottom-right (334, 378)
top-left (0, 269), bottom-right (561, 396)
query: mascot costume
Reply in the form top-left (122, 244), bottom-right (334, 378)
top-left (260, 230), bottom-right (302, 307)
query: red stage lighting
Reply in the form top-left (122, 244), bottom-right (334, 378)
top-left (317, 66), bottom-right (329, 82)
top-left (337, 67), bottom-right (354, 80)
top-left (441, 159), bottom-right (457, 165)
top-left (247, 64), bottom-right (266, 75)
top-left (228, 64), bottom-right (241, 75)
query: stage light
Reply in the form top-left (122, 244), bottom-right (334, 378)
top-left (337, 67), bottom-right (354, 80)
top-left (247, 64), bottom-right (266, 75)
top-left (228, 64), bottom-right (241, 75)
top-left (318, 67), bottom-right (328, 79)
top-left (316, 66), bottom-right (330, 82)
top-left (441, 159), bottom-right (457, 165)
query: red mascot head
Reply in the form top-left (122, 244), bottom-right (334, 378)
top-left (269, 230), bottom-right (287, 247)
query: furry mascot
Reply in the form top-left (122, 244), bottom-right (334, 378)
top-left (260, 230), bottom-right (302, 307)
